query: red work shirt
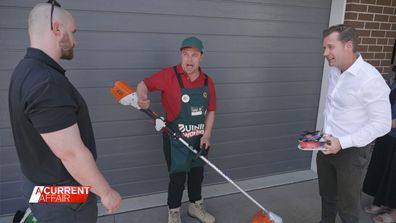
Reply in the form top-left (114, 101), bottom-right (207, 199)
top-left (143, 64), bottom-right (216, 122)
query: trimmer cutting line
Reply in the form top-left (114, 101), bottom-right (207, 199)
top-left (111, 80), bottom-right (283, 223)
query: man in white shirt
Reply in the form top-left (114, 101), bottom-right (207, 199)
top-left (318, 24), bottom-right (392, 223)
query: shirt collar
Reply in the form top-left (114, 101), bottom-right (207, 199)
top-left (176, 64), bottom-right (205, 81)
top-left (25, 48), bottom-right (66, 75)
top-left (343, 53), bottom-right (363, 76)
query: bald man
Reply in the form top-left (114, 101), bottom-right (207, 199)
top-left (8, 2), bottom-right (121, 222)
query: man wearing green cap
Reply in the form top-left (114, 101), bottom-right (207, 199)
top-left (137, 36), bottom-right (216, 223)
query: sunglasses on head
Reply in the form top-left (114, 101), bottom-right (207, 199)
top-left (46, 0), bottom-right (61, 30)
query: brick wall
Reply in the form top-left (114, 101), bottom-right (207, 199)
top-left (344, 0), bottom-right (396, 80)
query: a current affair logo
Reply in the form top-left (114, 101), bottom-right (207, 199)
top-left (29, 186), bottom-right (91, 203)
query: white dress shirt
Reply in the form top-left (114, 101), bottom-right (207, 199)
top-left (323, 55), bottom-right (392, 149)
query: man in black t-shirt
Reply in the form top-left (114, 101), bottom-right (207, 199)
top-left (8, 2), bottom-right (121, 222)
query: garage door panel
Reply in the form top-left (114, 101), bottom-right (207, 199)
top-left (0, 67), bottom-right (323, 91)
top-left (0, 50), bottom-right (324, 70)
top-left (0, 128), bottom-right (15, 147)
top-left (1, 0), bottom-right (330, 10)
top-left (0, 7), bottom-right (329, 38)
top-left (208, 148), bottom-right (311, 171)
top-left (113, 178), bottom-right (169, 197)
top-left (1, 29), bottom-right (323, 56)
top-left (96, 134), bottom-right (162, 155)
top-left (102, 164), bottom-right (168, 185)
top-left (217, 95), bottom-right (320, 113)
top-left (210, 135), bottom-right (302, 157)
top-left (0, 146), bottom-right (18, 166)
top-left (204, 159), bottom-right (310, 183)
top-left (214, 108), bottom-right (317, 129)
top-left (0, 164), bottom-right (22, 183)
top-left (213, 122), bottom-right (314, 143)
top-left (0, 197), bottom-right (24, 216)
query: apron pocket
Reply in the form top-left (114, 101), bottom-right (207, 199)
top-left (169, 139), bottom-right (193, 174)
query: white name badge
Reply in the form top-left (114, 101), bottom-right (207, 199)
top-left (191, 111), bottom-right (203, 116)
top-left (191, 106), bottom-right (203, 116)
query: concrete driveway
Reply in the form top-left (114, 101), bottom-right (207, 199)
top-left (98, 180), bottom-right (374, 223)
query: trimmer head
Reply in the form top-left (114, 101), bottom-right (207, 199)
top-left (251, 210), bottom-right (283, 223)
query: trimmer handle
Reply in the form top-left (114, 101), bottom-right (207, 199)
top-left (194, 143), bottom-right (210, 160)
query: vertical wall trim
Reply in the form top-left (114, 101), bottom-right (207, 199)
top-left (311, 0), bottom-right (346, 172)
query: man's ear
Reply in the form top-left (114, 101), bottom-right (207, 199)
top-left (52, 21), bottom-right (61, 36)
top-left (345, 40), bottom-right (353, 50)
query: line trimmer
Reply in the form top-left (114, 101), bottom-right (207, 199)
top-left (111, 80), bottom-right (283, 223)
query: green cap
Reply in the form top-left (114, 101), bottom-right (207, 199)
top-left (180, 36), bottom-right (204, 53)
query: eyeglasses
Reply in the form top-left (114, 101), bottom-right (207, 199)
top-left (47, 0), bottom-right (61, 30)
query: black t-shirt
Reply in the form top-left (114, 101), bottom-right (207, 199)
top-left (8, 48), bottom-right (97, 185)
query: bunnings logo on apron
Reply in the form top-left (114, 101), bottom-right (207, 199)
top-left (178, 124), bottom-right (205, 138)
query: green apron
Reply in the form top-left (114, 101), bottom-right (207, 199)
top-left (167, 66), bottom-right (209, 174)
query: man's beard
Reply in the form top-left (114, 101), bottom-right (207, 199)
top-left (59, 34), bottom-right (74, 60)
top-left (60, 48), bottom-right (73, 60)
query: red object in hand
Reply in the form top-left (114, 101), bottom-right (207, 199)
top-left (299, 141), bottom-right (321, 149)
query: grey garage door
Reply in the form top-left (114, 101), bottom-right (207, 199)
top-left (0, 0), bottom-right (330, 215)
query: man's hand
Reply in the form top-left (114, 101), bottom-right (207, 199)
top-left (137, 94), bottom-right (150, 110)
top-left (322, 135), bottom-right (342, 155)
top-left (200, 135), bottom-right (211, 150)
top-left (136, 81), bottom-right (150, 109)
top-left (100, 188), bottom-right (122, 214)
